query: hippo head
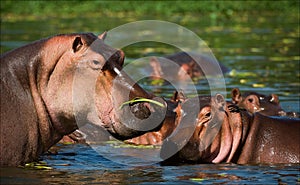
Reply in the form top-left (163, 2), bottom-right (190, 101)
top-left (42, 32), bottom-right (166, 141)
top-left (231, 88), bottom-right (285, 116)
top-left (161, 94), bottom-right (228, 163)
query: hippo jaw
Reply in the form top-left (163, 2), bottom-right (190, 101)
top-left (91, 51), bottom-right (167, 140)
top-left (93, 93), bottom-right (167, 141)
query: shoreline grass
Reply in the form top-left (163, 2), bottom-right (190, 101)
top-left (1, 1), bottom-right (298, 21)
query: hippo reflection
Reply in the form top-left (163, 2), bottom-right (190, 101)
top-left (0, 32), bottom-right (166, 166)
top-left (161, 94), bottom-right (300, 164)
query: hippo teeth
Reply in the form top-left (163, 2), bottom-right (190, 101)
top-left (113, 67), bottom-right (122, 76)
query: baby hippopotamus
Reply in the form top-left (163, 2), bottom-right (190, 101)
top-left (161, 94), bottom-right (300, 164)
top-left (231, 88), bottom-right (299, 117)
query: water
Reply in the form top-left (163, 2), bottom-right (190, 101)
top-left (1, 12), bottom-right (299, 184)
top-left (1, 144), bottom-right (299, 184)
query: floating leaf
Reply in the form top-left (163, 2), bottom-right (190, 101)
top-left (252, 83), bottom-right (265, 88)
top-left (190, 177), bottom-right (205, 182)
top-left (282, 38), bottom-right (295, 44)
top-left (250, 48), bottom-right (263, 52)
top-left (24, 161), bottom-right (53, 170)
top-left (229, 69), bottom-right (257, 78)
top-left (218, 173), bottom-right (227, 177)
top-left (240, 79), bottom-right (247, 84)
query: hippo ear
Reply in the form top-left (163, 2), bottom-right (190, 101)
top-left (215, 94), bottom-right (225, 105)
top-left (98, 31), bottom-right (107, 40)
top-left (231, 88), bottom-right (242, 104)
top-left (72, 37), bottom-right (83, 53)
top-left (270, 94), bottom-right (279, 104)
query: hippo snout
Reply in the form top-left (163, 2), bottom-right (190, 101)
top-left (108, 97), bottom-right (167, 140)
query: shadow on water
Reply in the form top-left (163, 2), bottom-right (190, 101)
top-left (1, 11), bottom-right (299, 184)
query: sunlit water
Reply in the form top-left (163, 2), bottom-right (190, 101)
top-left (1, 12), bottom-right (299, 184)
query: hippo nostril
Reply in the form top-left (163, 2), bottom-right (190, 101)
top-left (129, 102), bottom-right (151, 120)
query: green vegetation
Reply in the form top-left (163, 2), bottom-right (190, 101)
top-left (119, 97), bottom-right (165, 110)
top-left (1, 0), bottom-right (298, 21)
top-left (24, 161), bottom-right (53, 170)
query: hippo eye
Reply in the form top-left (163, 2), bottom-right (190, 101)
top-left (93, 60), bottom-right (100, 65)
top-left (248, 98), bottom-right (253, 103)
top-left (89, 60), bottom-right (102, 70)
top-left (205, 112), bottom-right (211, 118)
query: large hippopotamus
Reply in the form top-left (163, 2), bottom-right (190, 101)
top-left (161, 94), bottom-right (300, 164)
top-left (0, 32), bottom-right (166, 166)
top-left (149, 52), bottom-right (229, 81)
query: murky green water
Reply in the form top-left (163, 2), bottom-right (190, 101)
top-left (1, 12), bottom-right (299, 184)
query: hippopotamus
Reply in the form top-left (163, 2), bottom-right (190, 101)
top-left (149, 52), bottom-right (229, 81)
top-left (126, 91), bottom-right (184, 145)
top-left (0, 32), bottom-right (166, 166)
top-left (161, 94), bottom-right (300, 164)
top-left (231, 88), bottom-right (287, 116)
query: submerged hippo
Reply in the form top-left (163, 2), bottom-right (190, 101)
top-left (231, 88), bottom-right (299, 118)
top-left (150, 52), bottom-right (229, 81)
top-left (161, 94), bottom-right (300, 164)
top-left (231, 88), bottom-right (286, 116)
top-left (0, 32), bottom-right (166, 166)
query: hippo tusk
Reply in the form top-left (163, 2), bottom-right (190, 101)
top-left (113, 66), bottom-right (122, 77)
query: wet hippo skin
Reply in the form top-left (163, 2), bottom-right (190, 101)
top-left (0, 32), bottom-right (166, 166)
top-left (161, 94), bottom-right (300, 164)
